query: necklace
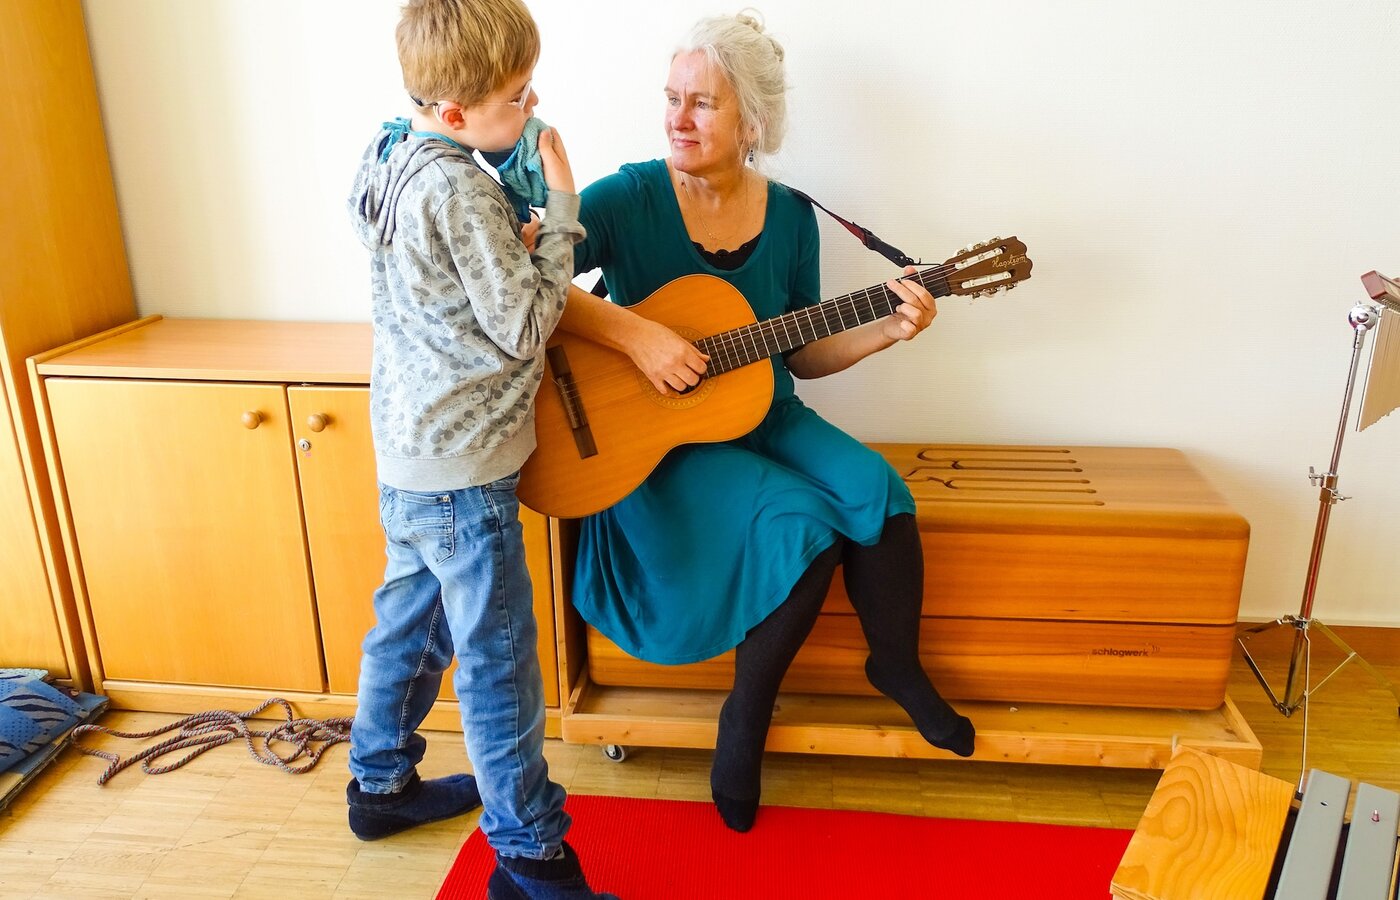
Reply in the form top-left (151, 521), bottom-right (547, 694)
top-left (680, 172), bottom-right (749, 252)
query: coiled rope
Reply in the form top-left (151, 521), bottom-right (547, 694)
top-left (70, 698), bottom-right (353, 786)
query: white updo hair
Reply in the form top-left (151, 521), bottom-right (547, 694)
top-left (676, 10), bottom-right (788, 168)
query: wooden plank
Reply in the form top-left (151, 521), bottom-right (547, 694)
top-left (1275, 769), bottom-right (1350, 900)
top-left (562, 679), bottom-right (1263, 769)
top-left (588, 616), bottom-right (1235, 710)
top-left (1111, 747), bottom-right (1293, 900)
top-left (34, 318), bottom-right (372, 384)
top-left (99, 680), bottom-right (561, 739)
top-left (1336, 782), bottom-right (1400, 900)
top-left (822, 529), bottom-right (1248, 624)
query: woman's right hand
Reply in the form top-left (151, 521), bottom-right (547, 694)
top-left (626, 316), bottom-right (709, 395)
top-left (537, 127), bottom-right (574, 195)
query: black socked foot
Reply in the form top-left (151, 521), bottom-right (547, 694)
top-left (864, 657), bottom-right (976, 758)
top-left (487, 843), bottom-right (619, 900)
top-left (712, 787), bottom-right (759, 833)
top-left (931, 714), bottom-right (977, 758)
top-left (346, 772), bottom-right (481, 840)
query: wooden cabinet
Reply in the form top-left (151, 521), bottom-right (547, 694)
top-left (1, 0), bottom-right (138, 684)
top-left (45, 378), bottom-right (322, 690)
top-left (32, 318), bottom-right (562, 730)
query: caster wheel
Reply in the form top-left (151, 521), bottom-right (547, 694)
top-left (602, 744), bottom-right (628, 763)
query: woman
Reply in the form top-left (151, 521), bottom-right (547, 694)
top-left (556, 11), bottom-right (974, 832)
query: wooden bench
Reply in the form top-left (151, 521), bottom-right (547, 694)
top-left (553, 444), bottom-right (1264, 768)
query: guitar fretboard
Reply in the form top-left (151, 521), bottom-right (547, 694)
top-left (695, 267), bottom-right (951, 377)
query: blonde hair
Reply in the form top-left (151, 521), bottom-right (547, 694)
top-left (677, 10), bottom-right (788, 167)
top-left (397, 0), bottom-right (539, 106)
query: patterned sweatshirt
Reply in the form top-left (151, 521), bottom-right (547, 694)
top-left (348, 124), bottom-right (584, 491)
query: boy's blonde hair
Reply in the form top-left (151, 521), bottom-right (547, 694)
top-left (397, 0), bottom-right (539, 106)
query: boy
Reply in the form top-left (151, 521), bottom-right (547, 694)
top-left (346, 2), bottom-right (615, 897)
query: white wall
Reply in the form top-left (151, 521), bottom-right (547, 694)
top-left (82, 0), bottom-right (1400, 625)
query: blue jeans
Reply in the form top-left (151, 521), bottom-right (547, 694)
top-left (348, 473), bottom-right (569, 859)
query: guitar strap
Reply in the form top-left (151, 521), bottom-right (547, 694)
top-left (781, 185), bottom-right (918, 268)
top-left (587, 182), bottom-right (919, 298)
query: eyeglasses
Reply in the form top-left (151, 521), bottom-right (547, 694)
top-left (488, 80), bottom-right (533, 110)
top-left (411, 80), bottom-right (532, 113)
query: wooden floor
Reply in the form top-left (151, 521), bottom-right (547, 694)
top-left (2, 624), bottom-right (1397, 899)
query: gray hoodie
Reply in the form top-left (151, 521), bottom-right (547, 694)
top-left (348, 123), bottom-right (584, 491)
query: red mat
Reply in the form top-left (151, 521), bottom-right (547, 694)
top-left (437, 794), bottom-right (1132, 899)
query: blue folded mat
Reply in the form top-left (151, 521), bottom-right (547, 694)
top-left (0, 671), bottom-right (82, 774)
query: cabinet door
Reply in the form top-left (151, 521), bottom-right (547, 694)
top-left (289, 387), bottom-right (558, 706)
top-left (46, 378), bottom-right (323, 690)
top-left (0, 380), bottom-right (67, 673)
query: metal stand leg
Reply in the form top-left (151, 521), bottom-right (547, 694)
top-left (1234, 301), bottom-right (1400, 794)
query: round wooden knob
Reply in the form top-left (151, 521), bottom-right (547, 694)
top-left (307, 414), bottom-right (329, 433)
top-left (241, 411), bottom-right (262, 430)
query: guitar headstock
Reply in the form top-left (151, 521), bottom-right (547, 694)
top-left (942, 236), bottom-right (1032, 298)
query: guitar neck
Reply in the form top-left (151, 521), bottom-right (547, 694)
top-left (696, 266), bottom-right (951, 377)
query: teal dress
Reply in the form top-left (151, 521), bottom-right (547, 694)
top-left (572, 160), bottom-right (915, 664)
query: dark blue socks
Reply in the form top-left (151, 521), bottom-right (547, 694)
top-left (346, 771), bottom-right (482, 840)
top-left (487, 843), bottom-right (619, 899)
top-left (865, 657), bottom-right (976, 757)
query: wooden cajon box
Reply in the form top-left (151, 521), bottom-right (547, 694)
top-left (585, 444), bottom-right (1250, 710)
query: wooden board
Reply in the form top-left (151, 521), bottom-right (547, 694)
top-left (1111, 747), bottom-right (1293, 900)
top-left (589, 616), bottom-right (1236, 710)
top-left (563, 677), bottom-right (1263, 770)
top-left (96, 680), bottom-right (561, 739)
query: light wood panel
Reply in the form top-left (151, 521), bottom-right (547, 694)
top-left (0, 0), bottom-right (139, 686)
top-left (286, 386), bottom-right (397, 697)
top-left (89, 680), bottom-right (561, 738)
top-left (0, 0), bottom-right (135, 377)
top-left (288, 386), bottom-right (560, 707)
top-left (0, 376), bottom-right (66, 670)
top-left (823, 531), bottom-right (1247, 623)
top-left (589, 616), bottom-right (1236, 709)
top-left (551, 517), bottom-right (587, 708)
top-left (35, 318), bottom-right (372, 384)
top-left (564, 681), bottom-right (1263, 769)
top-left (45, 378), bottom-right (323, 690)
top-left (1111, 747), bottom-right (1294, 900)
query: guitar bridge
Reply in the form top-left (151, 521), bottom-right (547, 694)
top-left (547, 345), bottom-right (598, 460)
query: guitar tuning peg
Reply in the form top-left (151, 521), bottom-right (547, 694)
top-left (973, 241), bottom-right (986, 250)
top-left (1006, 282), bottom-right (1018, 291)
top-left (962, 244), bottom-right (974, 253)
top-left (991, 235), bottom-right (1003, 243)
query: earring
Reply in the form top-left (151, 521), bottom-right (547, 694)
top-left (747, 147), bottom-right (754, 164)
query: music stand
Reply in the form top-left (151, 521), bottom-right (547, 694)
top-left (1236, 270), bottom-right (1400, 794)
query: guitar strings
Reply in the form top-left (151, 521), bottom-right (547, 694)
top-left (547, 265), bottom-right (963, 397)
top-left (551, 264), bottom-right (957, 397)
top-left (548, 264), bottom-right (964, 396)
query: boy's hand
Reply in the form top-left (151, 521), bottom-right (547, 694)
top-left (538, 127), bottom-right (574, 195)
top-left (521, 211), bottom-right (541, 252)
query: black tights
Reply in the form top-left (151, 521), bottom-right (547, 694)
top-left (710, 513), bottom-right (974, 831)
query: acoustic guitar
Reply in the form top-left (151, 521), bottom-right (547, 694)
top-left (518, 237), bottom-right (1032, 518)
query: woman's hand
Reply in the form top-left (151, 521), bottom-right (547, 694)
top-left (880, 265), bottom-right (938, 342)
top-left (537, 127), bottom-right (574, 195)
top-left (626, 316), bottom-right (710, 395)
